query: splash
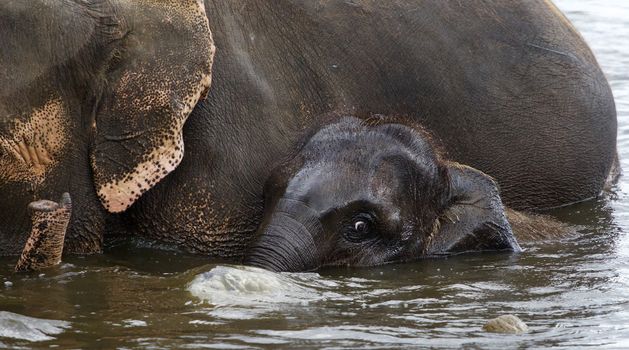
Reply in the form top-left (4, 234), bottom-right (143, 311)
top-left (0, 311), bottom-right (70, 342)
top-left (187, 265), bottom-right (335, 319)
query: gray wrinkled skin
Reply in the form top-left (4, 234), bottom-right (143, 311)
top-left (0, 1), bottom-right (617, 271)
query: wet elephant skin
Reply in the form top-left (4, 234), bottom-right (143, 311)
top-left (130, 1), bottom-right (615, 258)
top-left (0, 1), bottom-right (617, 268)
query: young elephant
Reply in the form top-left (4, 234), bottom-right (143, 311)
top-left (246, 117), bottom-right (521, 271)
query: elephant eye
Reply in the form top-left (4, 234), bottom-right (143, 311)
top-left (344, 214), bottom-right (376, 243)
top-left (354, 220), bottom-right (368, 232)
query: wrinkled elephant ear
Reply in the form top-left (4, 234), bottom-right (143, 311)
top-left (425, 163), bottom-right (522, 255)
top-left (91, 0), bottom-right (215, 213)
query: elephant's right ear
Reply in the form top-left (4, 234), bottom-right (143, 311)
top-left (91, 0), bottom-right (215, 213)
top-left (425, 162), bottom-right (522, 255)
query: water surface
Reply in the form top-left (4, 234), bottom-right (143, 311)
top-left (2, 1), bottom-right (629, 348)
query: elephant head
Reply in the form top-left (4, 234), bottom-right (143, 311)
top-left (246, 117), bottom-right (521, 271)
top-left (0, 0), bottom-right (215, 213)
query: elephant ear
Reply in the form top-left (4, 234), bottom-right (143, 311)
top-left (91, 0), bottom-right (215, 213)
top-left (425, 163), bottom-right (522, 255)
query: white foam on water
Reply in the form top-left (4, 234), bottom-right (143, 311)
top-left (0, 311), bottom-right (70, 342)
top-left (122, 319), bottom-right (148, 328)
top-left (187, 265), bottom-right (331, 319)
top-left (188, 265), bottom-right (324, 303)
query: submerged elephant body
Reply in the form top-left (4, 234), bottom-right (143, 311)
top-left (0, 1), bottom-right (617, 271)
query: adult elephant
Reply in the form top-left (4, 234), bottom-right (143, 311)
top-left (0, 0), bottom-right (617, 271)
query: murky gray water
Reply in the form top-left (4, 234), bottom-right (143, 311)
top-left (2, 1), bottom-right (629, 349)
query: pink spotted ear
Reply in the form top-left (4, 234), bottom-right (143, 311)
top-left (91, 0), bottom-right (215, 213)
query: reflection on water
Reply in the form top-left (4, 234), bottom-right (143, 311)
top-left (2, 1), bottom-right (629, 348)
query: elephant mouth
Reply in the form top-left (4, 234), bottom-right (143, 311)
top-left (0, 97), bottom-right (68, 184)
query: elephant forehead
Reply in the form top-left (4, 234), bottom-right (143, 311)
top-left (285, 160), bottom-right (401, 207)
top-left (0, 1), bottom-right (97, 98)
top-left (0, 96), bottom-right (69, 185)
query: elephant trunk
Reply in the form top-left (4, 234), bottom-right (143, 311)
top-left (245, 198), bottom-right (322, 272)
top-left (15, 193), bottom-right (72, 272)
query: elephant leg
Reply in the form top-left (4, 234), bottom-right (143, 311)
top-left (15, 193), bottom-right (72, 272)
